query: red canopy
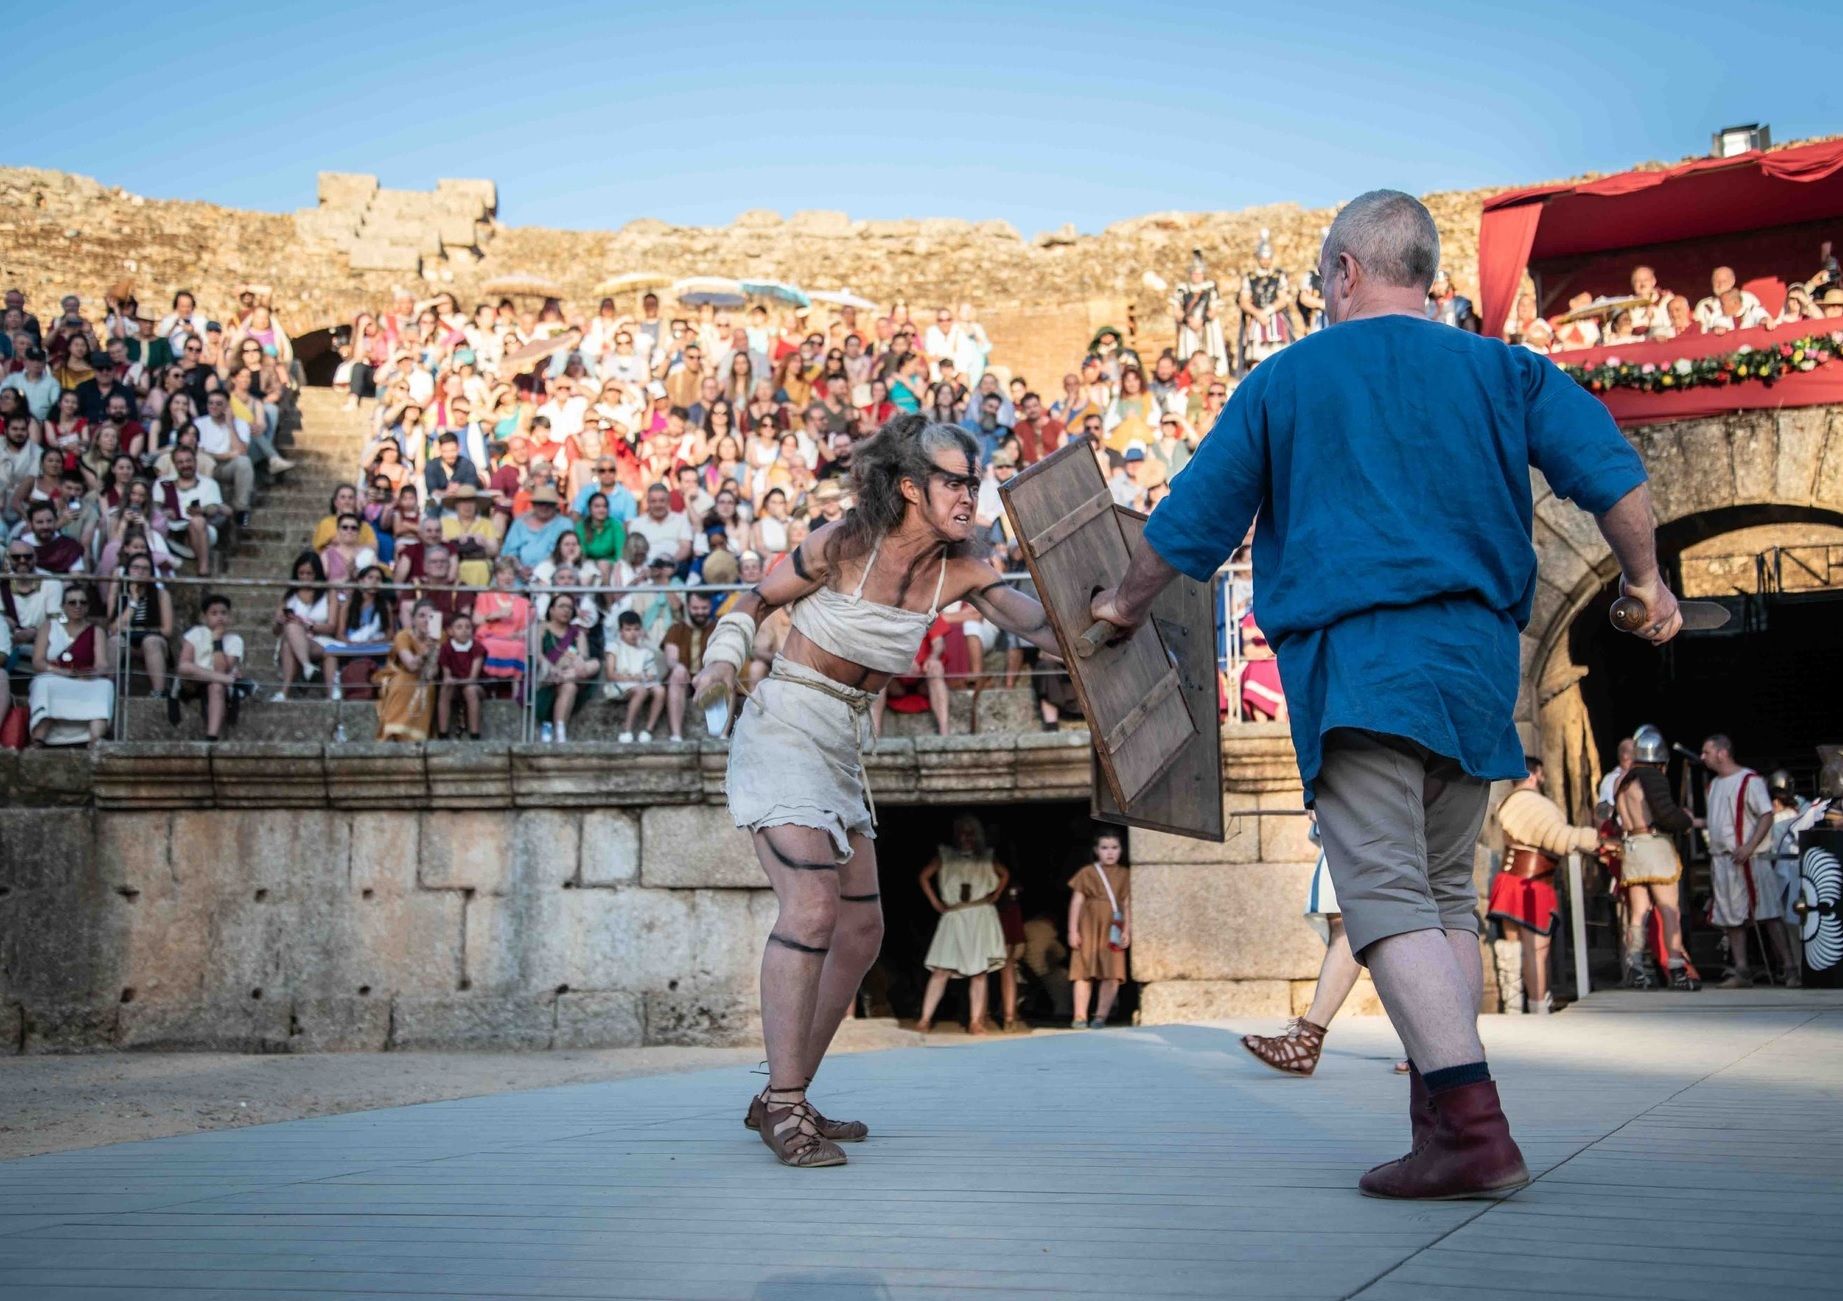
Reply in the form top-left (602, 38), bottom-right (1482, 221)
top-left (1478, 138), bottom-right (1843, 340)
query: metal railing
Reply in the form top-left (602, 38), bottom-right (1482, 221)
top-left (12, 559), bottom-right (1265, 746)
top-left (1680, 542), bottom-right (1843, 598)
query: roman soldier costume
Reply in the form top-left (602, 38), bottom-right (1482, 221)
top-left (1237, 229), bottom-right (1295, 372)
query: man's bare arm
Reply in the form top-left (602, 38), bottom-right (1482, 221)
top-left (1595, 483), bottom-right (1681, 644)
top-left (1089, 540), bottom-right (1181, 634)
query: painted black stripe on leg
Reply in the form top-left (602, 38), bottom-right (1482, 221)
top-left (839, 892), bottom-right (880, 902)
top-left (764, 831), bottom-right (838, 872)
top-left (768, 932), bottom-right (829, 955)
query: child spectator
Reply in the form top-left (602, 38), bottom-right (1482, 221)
top-left (602, 608), bottom-right (667, 743)
top-left (437, 610), bottom-right (487, 741)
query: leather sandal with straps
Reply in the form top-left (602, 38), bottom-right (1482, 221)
top-left (745, 1085), bottom-right (868, 1143)
top-left (1241, 1017), bottom-right (1328, 1077)
top-left (757, 1088), bottom-right (848, 1168)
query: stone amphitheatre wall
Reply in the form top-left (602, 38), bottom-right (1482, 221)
top-left (8, 142), bottom-right (1829, 374)
top-left (0, 730), bottom-right (1372, 1054)
top-left (0, 164), bottom-right (1503, 361)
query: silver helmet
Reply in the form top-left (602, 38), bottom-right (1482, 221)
top-left (1632, 725), bottom-right (1668, 764)
top-left (1767, 769), bottom-right (1795, 798)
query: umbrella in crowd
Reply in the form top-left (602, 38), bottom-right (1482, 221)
top-left (500, 328), bottom-right (582, 375)
top-left (672, 275), bottom-right (748, 308)
top-left (808, 288), bottom-right (878, 310)
top-left (482, 271), bottom-right (568, 299)
top-left (741, 280), bottom-right (811, 308)
top-left (595, 271), bottom-right (672, 295)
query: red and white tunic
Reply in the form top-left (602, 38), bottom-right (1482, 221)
top-left (1706, 769), bottom-right (1775, 926)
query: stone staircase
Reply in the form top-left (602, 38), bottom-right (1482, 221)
top-left (222, 387), bottom-right (373, 666)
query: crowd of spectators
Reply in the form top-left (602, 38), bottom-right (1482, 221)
top-left (1502, 245), bottom-right (1843, 354)
top-left (1, 284), bottom-right (291, 744)
top-left (19, 226), bottom-right (1719, 746)
top-left (299, 284), bottom-right (1259, 742)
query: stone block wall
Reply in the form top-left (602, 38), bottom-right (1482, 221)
top-left (0, 735), bottom-right (1098, 1054)
top-left (1, 800), bottom-right (775, 1055)
top-left (294, 171), bottom-right (499, 281)
top-left (0, 728), bottom-right (1372, 1054)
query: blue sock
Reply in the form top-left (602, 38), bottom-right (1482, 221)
top-left (1422, 1061), bottom-right (1491, 1094)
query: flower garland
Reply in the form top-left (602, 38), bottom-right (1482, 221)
top-left (1559, 332), bottom-right (1843, 394)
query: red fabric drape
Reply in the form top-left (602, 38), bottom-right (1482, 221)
top-left (1478, 201), bottom-right (1545, 342)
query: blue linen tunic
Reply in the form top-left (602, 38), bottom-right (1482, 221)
top-left (1143, 314), bottom-right (1645, 801)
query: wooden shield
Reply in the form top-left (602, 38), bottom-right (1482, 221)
top-left (999, 440), bottom-right (1195, 810)
top-left (1091, 506), bottom-right (1224, 841)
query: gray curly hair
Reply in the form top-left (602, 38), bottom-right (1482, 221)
top-left (823, 412), bottom-right (982, 566)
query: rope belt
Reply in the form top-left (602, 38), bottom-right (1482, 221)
top-left (765, 661), bottom-right (873, 717)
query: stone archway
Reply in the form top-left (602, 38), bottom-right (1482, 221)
top-left (1522, 403), bottom-right (1843, 812)
top-left (291, 324), bottom-right (347, 388)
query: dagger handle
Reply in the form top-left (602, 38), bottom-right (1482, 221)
top-left (1608, 596), bottom-right (1648, 633)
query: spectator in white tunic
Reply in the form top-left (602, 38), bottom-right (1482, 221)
top-left (29, 585), bottom-right (113, 745)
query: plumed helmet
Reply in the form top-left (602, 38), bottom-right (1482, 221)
top-left (1255, 226), bottom-right (1274, 261)
top-left (1632, 724), bottom-right (1668, 764)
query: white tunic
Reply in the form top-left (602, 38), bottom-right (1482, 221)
top-left (923, 848), bottom-right (1007, 977)
top-left (1707, 768), bottom-right (1775, 927)
top-left (28, 618), bottom-right (114, 742)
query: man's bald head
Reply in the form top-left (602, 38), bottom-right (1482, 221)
top-left (1320, 190), bottom-right (1441, 295)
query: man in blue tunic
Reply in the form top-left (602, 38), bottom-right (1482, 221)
top-left (1092, 190), bottom-right (1683, 1200)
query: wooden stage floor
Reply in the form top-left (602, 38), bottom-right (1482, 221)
top-left (2, 989), bottom-right (1839, 1299)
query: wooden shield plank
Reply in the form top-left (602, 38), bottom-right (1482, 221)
top-left (1092, 506), bottom-right (1225, 842)
top-left (999, 440), bottom-right (1195, 808)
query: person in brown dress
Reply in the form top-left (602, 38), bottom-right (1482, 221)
top-left (1067, 830), bottom-right (1131, 1028)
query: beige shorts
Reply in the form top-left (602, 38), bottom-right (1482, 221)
top-left (1312, 729), bottom-right (1491, 961)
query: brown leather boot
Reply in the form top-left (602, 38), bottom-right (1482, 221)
top-left (1359, 1079), bottom-right (1529, 1199)
top-left (1407, 1063), bottom-right (1435, 1151)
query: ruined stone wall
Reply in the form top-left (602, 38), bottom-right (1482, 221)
top-left (9, 141), bottom-right (1830, 356)
top-left (1, 164), bottom-right (1502, 350)
top-left (1127, 728), bottom-right (1387, 1021)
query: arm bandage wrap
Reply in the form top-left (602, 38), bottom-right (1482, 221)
top-left (704, 611), bottom-right (757, 674)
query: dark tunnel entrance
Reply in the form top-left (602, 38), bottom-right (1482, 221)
top-left (1570, 506), bottom-right (1843, 794)
top-left (1564, 507), bottom-right (1843, 981)
top-left (861, 801), bottom-right (1134, 1031)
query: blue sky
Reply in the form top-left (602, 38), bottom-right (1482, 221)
top-left (8, 1), bottom-right (1831, 234)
